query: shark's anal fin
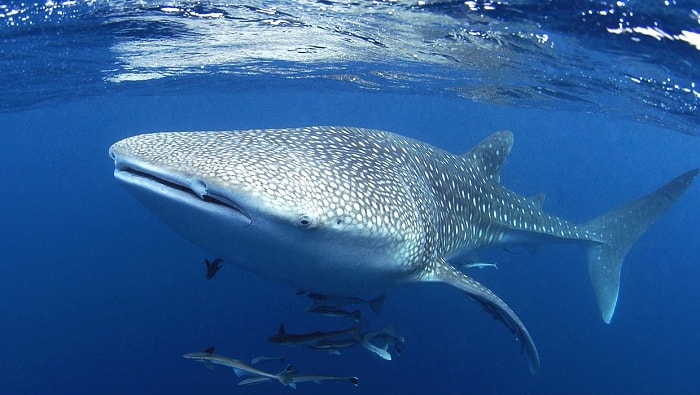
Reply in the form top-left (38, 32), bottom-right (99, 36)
top-left (232, 367), bottom-right (246, 377)
top-left (585, 169), bottom-right (698, 323)
top-left (423, 260), bottom-right (540, 374)
top-left (529, 192), bottom-right (546, 209)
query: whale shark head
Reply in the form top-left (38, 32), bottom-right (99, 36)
top-left (109, 127), bottom-right (426, 294)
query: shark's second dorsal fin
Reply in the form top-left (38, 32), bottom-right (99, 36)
top-left (201, 347), bottom-right (216, 371)
top-left (529, 192), bottom-right (546, 209)
top-left (463, 131), bottom-right (513, 183)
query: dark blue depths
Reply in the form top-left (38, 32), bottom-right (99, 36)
top-left (0, 89), bottom-right (698, 395)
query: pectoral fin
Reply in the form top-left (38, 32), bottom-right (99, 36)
top-left (421, 259), bottom-right (540, 373)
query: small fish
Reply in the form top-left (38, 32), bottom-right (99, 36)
top-left (308, 337), bottom-right (361, 354)
top-left (306, 305), bottom-right (362, 321)
top-left (307, 324), bottom-right (405, 360)
top-left (183, 347), bottom-right (294, 388)
top-left (237, 376), bottom-right (275, 386)
top-left (361, 340), bottom-right (392, 360)
top-left (291, 374), bottom-right (359, 387)
top-left (240, 374), bottom-right (359, 387)
top-left (268, 323), bottom-right (361, 347)
top-left (305, 293), bottom-right (386, 314)
top-left (205, 258), bottom-right (223, 279)
top-left (361, 324), bottom-right (406, 358)
top-left (250, 355), bottom-right (286, 365)
top-left (368, 324), bottom-right (405, 345)
top-left (462, 262), bottom-right (499, 270)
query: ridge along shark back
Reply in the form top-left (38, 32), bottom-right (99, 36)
top-left (109, 126), bottom-right (698, 373)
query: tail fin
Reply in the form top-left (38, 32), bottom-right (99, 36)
top-left (585, 169), bottom-right (697, 323)
top-left (277, 365), bottom-right (297, 389)
top-left (361, 339), bottom-right (392, 360)
top-left (239, 366), bottom-right (298, 388)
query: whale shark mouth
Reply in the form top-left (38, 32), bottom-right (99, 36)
top-left (112, 159), bottom-right (252, 226)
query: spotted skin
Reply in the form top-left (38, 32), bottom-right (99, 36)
top-left (110, 127), bottom-right (697, 374)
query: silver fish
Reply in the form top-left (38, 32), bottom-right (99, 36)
top-left (308, 337), bottom-right (361, 355)
top-left (360, 324), bottom-right (406, 360)
top-left (250, 355), bottom-right (286, 365)
top-left (267, 323), bottom-right (361, 347)
top-left (239, 374), bottom-right (359, 387)
top-left (308, 324), bottom-right (405, 360)
top-left (183, 348), bottom-right (294, 387)
top-left (304, 292), bottom-right (386, 314)
top-left (305, 305), bottom-right (362, 321)
top-left (462, 262), bottom-right (499, 270)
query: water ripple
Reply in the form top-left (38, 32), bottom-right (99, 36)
top-left (0, 0), bottom-right (698, 135)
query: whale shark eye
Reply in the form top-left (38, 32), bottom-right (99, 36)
top-left (296, 214), bottom-right (313, 228)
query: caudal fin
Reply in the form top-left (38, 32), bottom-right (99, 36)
top-left (277, 365), bottom-right (297, 388)
top-left (585, 169), bottom-right (697, 323)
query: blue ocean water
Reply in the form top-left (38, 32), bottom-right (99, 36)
top-left (0, 1), bottom-right (698, 394)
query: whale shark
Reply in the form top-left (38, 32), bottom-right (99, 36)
top-left (109, 127), bottom-right (697, 373)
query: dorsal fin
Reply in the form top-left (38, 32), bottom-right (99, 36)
top-left (278, 323), bottom-right (286, 336)
top-left (204, 346), bottom-right (215, 354)
top-left (463, 131), bottom-right (513, 183)
top-left (529, 192), bottom-right (546, 209)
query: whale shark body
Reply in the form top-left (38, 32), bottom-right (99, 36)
top-left (109, 127), bottom-right (697, 373)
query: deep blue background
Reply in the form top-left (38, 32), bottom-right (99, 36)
top-left (0, 85), bottom-right (698, 394)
